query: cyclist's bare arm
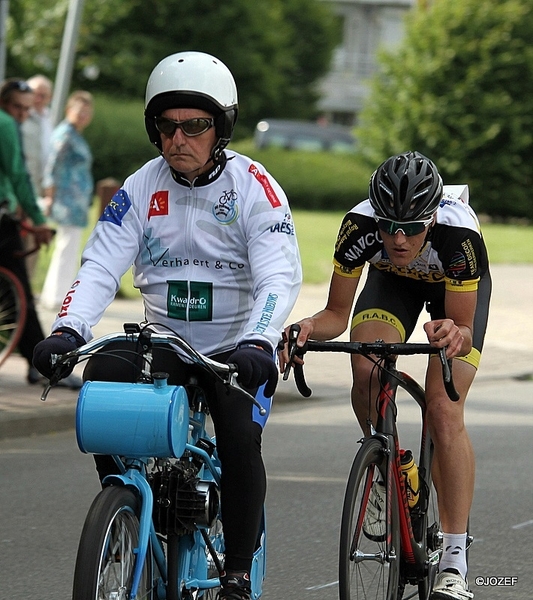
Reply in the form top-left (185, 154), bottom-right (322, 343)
top-left (279, 272), bottom-right (360, 372)
top-left (424, 289), bottom-right (477, 359)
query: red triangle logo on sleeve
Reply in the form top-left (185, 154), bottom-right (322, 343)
top-left (148, 191), bottom-right (169, 220)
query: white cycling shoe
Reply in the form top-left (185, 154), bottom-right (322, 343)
top-left (431, 570), bottom-right (474, 599)
top-left (362, 480), bottom-right (386, 541)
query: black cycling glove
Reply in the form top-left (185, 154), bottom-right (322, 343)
top-left (32, 327), bottom-right (86, 380)
top-left (228, 341), bottom-right (278, 398)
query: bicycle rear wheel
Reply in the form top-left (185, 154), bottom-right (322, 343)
top-left (0, 267), bottom-right (26, 368)
top-left (415, 475), bottom-right (440, 600)
top-left (72, 486), bottom-right (153, 600)
top-left (339, 438), bottom-right (401, 600)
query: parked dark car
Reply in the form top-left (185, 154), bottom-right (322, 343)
top-left (254, 119), bottom-right (356, 153)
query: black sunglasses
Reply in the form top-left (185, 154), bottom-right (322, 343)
top-left (154, 116), bottom-right (214, 138)
top-left (375, 216), bottom-right (434, 237)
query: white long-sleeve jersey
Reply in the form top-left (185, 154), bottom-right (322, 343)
top-left (52, 151), bottom-right (302, 356)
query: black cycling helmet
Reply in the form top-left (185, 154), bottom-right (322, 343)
top-left (144, 51), bottom-right (238, 161)
top-left (369, 151), bottom-right (443, 221)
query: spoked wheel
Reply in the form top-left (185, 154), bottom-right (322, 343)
top-left (339, 438), bottom-right (401, 600)
top-left (0, 267), bottom-right (26, 368)
top-left (72, 486), bottom-right (153, 600)
top-left (416, 475), bottom-right (441, 600)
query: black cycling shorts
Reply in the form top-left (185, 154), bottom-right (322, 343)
top-left (351, 265), bottom-right (492, 369)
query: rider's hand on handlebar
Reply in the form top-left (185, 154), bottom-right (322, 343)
top-left (228, 341), bottom-right (278, 398)
top-left (32, 328), bottom-right (86, 380)
top-left (423, 318), bottom-right (465, 359)
top-left (277, 319), bottom-right (314, 374)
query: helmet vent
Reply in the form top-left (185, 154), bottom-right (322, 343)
top-left (369, 151), bottom-right (443, 221)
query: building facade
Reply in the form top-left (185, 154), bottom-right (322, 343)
top-left (318, 0), bottom-right (415, 125)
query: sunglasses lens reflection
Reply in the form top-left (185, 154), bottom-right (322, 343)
top-left (182, 119), bottom-right (211, 135)
top-left (376, 219), bottom-right (428, 236)
top-left (155, 117), bottom-right (213, 137)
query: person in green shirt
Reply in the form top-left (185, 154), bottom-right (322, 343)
top-left (0, 79), bottom-right (50, 229)
top-left (0, 78), bottom-right (79, 387)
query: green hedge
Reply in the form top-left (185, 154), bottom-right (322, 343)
top-left (84, 94), bottom-right (158, 186)
top-left (83, 95), bottom-right (372, 211)
top-left (229, 140), bottom-right (372, 212)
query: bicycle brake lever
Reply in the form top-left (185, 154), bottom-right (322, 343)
top-left (40, 384), bottom-right (52, 402)
top-left (228, 372), bottom-right (267, 416)
top-left (40, 371), bottom-right (63, 401)
top-left (40, 353), bottom-right (73, 401)
top-left (282, 324), bottom-right (302, 381)
top-left (440, 349), bottom-right (452, 382)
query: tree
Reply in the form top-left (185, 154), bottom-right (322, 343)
top-left (6, 0), bottom-right (130, 75)
top-left (6, 0), bottom-right (339, 136)
top-left (357, 0), bottom-right (533, 219)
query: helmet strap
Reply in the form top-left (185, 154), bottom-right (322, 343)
top-left (169, 151), bottom-right (227, 185)
top-left (211, 137), bottom-right (230, 162)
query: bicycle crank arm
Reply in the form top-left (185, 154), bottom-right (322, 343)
top-left (427, 549), bottom-right (441, 566)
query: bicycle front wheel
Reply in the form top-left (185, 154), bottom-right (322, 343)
top-left (0, 267), bottom-right (26, 368)
top-left (72, 486), bottom-right (153, 600)
top-left (416, 472), bottom-right (441, 600)
top-left (339, 438), bottom-right (401, 600)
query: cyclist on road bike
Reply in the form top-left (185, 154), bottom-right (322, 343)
top-left (33, 51), bottom-right (302, 600)
top-left (280, 151), bottom-right (490, 599)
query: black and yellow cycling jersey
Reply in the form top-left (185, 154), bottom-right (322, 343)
top-left (333, 186), bottom-right (491, 369)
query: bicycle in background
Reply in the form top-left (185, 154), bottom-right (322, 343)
top-left (0, 263), bottom-right (26, 368)
top-left (0, 202), bottom-right (46, 368)
top-left (284, 324), bottom-right (471, 600)
top-left (43, 323), bottom-right (267, 600)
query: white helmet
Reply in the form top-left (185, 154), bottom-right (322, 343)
top-left (144, 51), bottom-right (238, 159)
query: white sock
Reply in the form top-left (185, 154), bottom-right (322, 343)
top-left (439, 532), bottom-right (468, 579)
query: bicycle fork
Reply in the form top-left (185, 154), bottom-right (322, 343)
top-left (352, 434), bottom-right (432, 571)
top-left (351, 435), bottom-right (398, 567)
top-left (103, 466), bottom-right (164, 600)
top-left (103, 441), bottom-right (223, 600)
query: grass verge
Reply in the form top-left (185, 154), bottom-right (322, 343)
top-left (33, 207), bottom-right (532, 298)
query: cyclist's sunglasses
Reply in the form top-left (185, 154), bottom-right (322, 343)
top-left (375, 216), bottom-right (434, 237)
top-left (154, 116), bottom-right (214, 138)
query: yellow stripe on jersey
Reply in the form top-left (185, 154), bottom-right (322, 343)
top-left (430, 346), bottom-right (481, 370)
top-left (444, 277), bottom-right (479, 292)
top-left (333, 260), bottom-right (364, 278)
top-left (351, 309), bottom-right (407, 341)
top-left (456, 346), bottom-right (481, 369)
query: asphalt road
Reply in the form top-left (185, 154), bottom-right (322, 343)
top-left (0, 265), bottom-right (531, 597)
top-left (0, 375), bottom-right (531, 600)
